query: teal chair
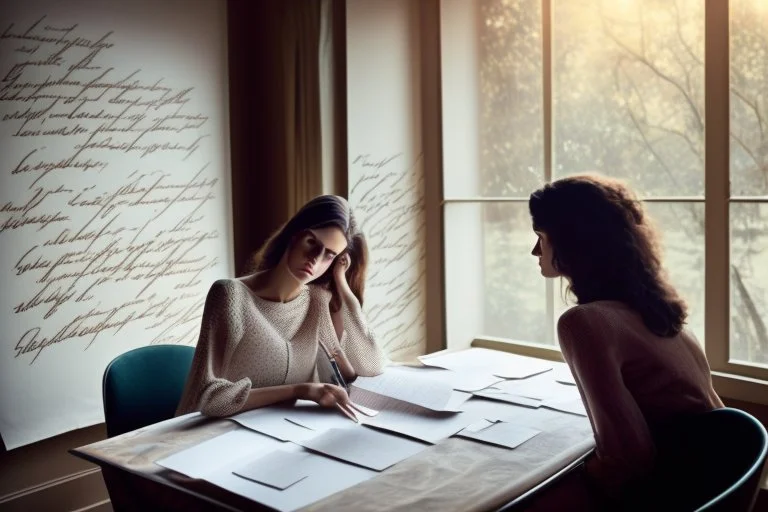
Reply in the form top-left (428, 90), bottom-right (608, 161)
top-left (102, 345), bottom-right (195, 438)
top-left (627, 407), bottom-right (768, 511)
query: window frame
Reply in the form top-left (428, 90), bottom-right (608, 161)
top-left (438, 0), bottom-right (768, 403)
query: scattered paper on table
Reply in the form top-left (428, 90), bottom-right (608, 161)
top-left (283, 402), bottom-right (361, 432)
top-left (541, 398), bottom-right (588, 416)
top-left (298, 426), bottom-right (428, 471)
top-left (464, 419), bottom-right (496, 433)
top-left (418, 348), bottom-right (553, 379)
top-left (352, 366), bottom-right (455, 411)
top-left (229, 406), bottom-right (317, 443)
top-left (233, 450), bottom-right (311, 490)
top-left (456, 421), bottom-right (541, 450)
top-left (156, 429), bottom-right (284, 479)
top-left (472, 390), bottom-right (542, 408)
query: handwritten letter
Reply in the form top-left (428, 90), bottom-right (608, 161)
top-left (0, 3), bottom-right (230, 449)
top-left (349, 153), bottom-right (426, 359)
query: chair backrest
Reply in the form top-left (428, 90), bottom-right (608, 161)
top-left (102, 344), bottom-right (195, 437)
top-left (644, 407), bottom-right (768, 512)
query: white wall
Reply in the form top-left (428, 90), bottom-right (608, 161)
top-left (442, 0), bottom-right (485, 350)
top-left (346, 0), bottom-right (426, 360)
top-left (0, 0), bottom-right (232, 449)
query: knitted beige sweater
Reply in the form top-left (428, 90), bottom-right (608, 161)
top-left (176, 279), bottom-right (385, 417)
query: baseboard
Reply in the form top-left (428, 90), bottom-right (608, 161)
top-left (0, 467), bottom-right (110, 512)
top-left (71, 498), bottom-right (113, 512)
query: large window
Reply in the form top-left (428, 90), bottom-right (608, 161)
top-left (442, 0), bottom-right (768, 381)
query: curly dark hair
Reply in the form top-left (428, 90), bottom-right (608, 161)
top-left (528, 173), bottom-right (687, 337)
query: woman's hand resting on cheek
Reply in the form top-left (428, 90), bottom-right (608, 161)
top-left (333, 253), bottom-right (351, 285)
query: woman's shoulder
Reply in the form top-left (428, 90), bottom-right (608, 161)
top-left (557, 302), bottom-right (628, 346)
top-left (307, 284), bottom-right (333, 303)
top-left (204, 278), bottom-right (248, 306)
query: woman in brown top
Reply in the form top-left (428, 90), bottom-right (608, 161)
top-left (525, 174), bottom-right (723, 510)
top-left (176, 195), bottom-right (385, 419)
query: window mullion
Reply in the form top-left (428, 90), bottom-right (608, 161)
top-left (704, 0), bottom-right (730, 371)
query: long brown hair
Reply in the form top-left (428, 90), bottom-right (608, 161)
top-left (528, 174), bottom-right (687, 337)
top-left (249, 195), bottom-right (368, 312)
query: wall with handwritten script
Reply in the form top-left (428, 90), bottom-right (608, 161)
top-left (346, 0), bottom-right (426, 361)
top-left (0, 0), bottom-right (231, 449)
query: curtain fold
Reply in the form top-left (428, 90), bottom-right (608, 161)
top-left (283, 0), bottom-right (323, 215)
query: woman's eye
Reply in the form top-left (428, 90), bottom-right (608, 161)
top-left (325, 253), bottom-right (335, 261)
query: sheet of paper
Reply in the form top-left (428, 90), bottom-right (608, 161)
top-left (553, 366), bottom-right (577, 385)
top-left (541, 398), bottom-right (588, 416)
top-left (156, 428), bottom-right (285, 479)
top-left (350, 402), bottom-right (379, 417)
top-left (233, 450), bottom-right (311, 490)
top-left (456, 421), bottom-right (541, 449)
top-left (418, 348), bottom-right (553, 379)
top-left (284, 402), bottom-right (361, 432)
top-left (352, 366), bottom-right (454, 411)
top-left (364, 408), bottom-right (476, 444)
top-left (229, 406), bottom-right (317, 443)
top-left (158, 429), bottom-right (376, 512)
top-left (490, 374), bottom-right (581, 402)
top-left (464, 419), bottom-right (496, 433)
top-left (472, 390), bottom-right (543, 408)
top-left (298, 426), bottom-right (428, 471)
top-left (388, 365), bottom-right (506, 392)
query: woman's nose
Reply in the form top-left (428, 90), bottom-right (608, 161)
top-left (531, 241), bottom-right (540, 256)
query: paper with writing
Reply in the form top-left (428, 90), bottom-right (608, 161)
top-left (233, 450), bottom-right (311, 490)
top-left (0, 1), bottom-right (232, 449)
top-left (348, 151), bottom-right (426, 362)
top-left (297, 427), bottom-right (428, 472)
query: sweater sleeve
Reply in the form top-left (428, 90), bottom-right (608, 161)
top-left (176, 280), bottom-right (251, 418)
top-left (336, 295), bottom-right (386, 377)
top-left (557, 306), bottom-right (655, 497)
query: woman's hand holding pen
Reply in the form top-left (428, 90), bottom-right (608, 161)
top-left (297, 383), bottom-right (358, 422)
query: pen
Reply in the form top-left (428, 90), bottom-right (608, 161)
top-left (329, 358), bottom-right (349, 393)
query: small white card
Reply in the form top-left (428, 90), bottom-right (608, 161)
top-left (233, 450), bottom-right (312, 490)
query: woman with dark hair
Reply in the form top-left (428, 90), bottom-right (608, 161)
top-left (176, 195), bottom-right (385, 419)
top-left (527, 174), bottom-right (722, 508)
